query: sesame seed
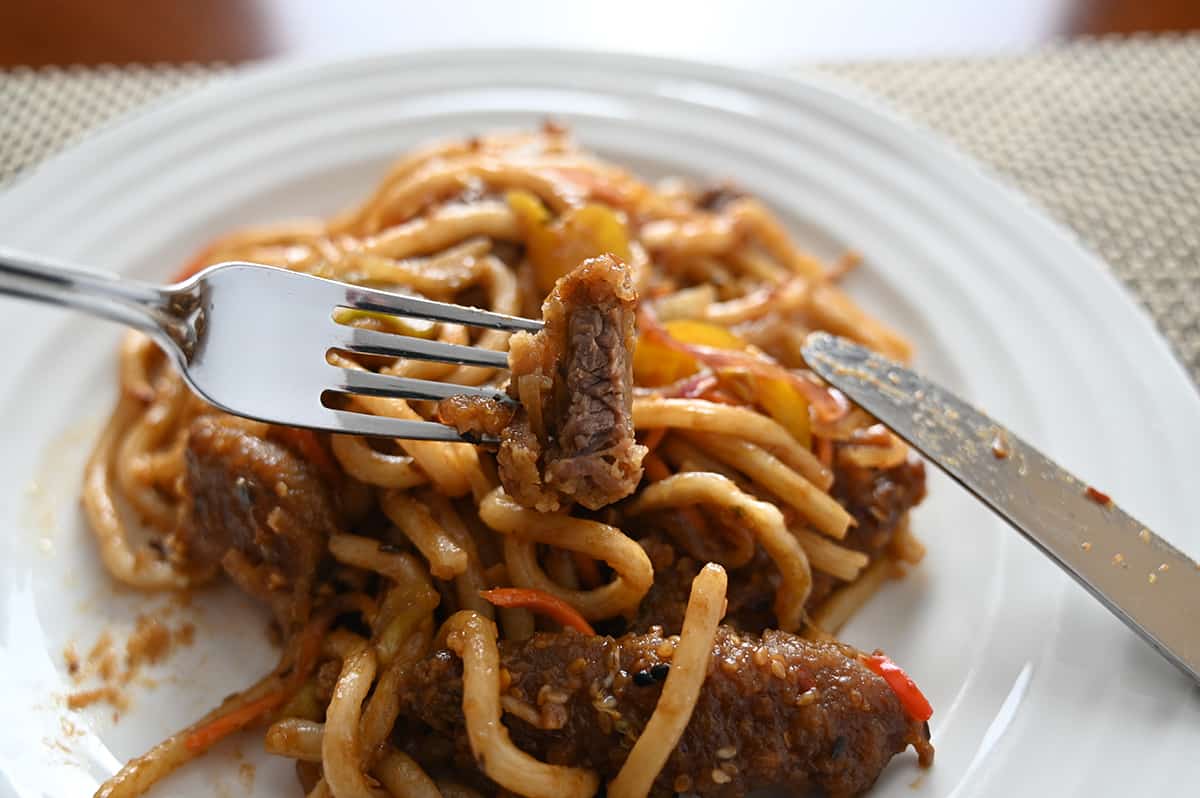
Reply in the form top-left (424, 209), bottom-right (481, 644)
top-left (1080, 541), bottom-right (1092, 551)
top-left (1112, 553), bottom-right (1126, 567)
top-left (1139, 529), bottom-right (1152, 544)
top-left (656, 639), bottom-right (677, 658)
top-left (711, 768), bottom-right (732, 785)
top-left (796, 687), bottom-right (820, 706)
top-left (720, 658), bottom-right (739, 675)
top-left (716, 745), bottom-right (737, 760)
top-left (771, 660), bottom-right (788, 680)
top-left (1158, 563), bottom-right (1169, 572)
top-left (752, 648), bottom-right (769, 667)
top-left (1148, 573), bottom-right (1158, 584)
top-left (499, 668), bottom-right (512, 691)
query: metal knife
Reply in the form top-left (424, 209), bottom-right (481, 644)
top-left (802, 331), bottom-right (1200, 683)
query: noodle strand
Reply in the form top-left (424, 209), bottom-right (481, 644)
top-left (608, 563), bottom-right (728, 798)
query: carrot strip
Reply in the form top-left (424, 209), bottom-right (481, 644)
top-left (183, 606), bottom-right (331, 754)
top-left (862, 653), bottom-right (933, 722)
top-left (184, 691), bottom-right (287, 753)
top-left (479, 588), bottom-right (595, 635)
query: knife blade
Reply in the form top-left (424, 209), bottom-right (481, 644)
top-left (802, 331), bottom-right (1200, 683)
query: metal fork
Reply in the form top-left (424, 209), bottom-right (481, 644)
top-left (0, 248), bottom-right (544, 441)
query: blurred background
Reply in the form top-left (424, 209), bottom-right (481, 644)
top-left (1, 0), bottom-right (1198, 66)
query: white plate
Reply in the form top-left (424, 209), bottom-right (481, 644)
top-left (1, 50), bottom-right (1198, 798)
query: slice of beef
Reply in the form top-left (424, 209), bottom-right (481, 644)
top-left (438, 254), bottom-right (646, 511)
top-left (394, 626), bottom-right (932, 798)
top-left (630, 457), bottom-right (927, 634)
top-left (176, 416), bottom-right (340, 629)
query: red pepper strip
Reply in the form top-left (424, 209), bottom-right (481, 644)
top-left (861, 653), bottom-right (933, 722)
top-left (479, 588), bottom-right (595, 636)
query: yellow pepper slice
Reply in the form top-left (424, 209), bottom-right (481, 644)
top-left (755, 375), bottom-right (812, 448)
top-left (508, 190), bottom-right (632, 294)
top-left (661, 319), bottom-right (746, 350)
top-left (633, 320), bottom-right (745, 387)
top-left (507, 188), bottom-right (551, 226)
top-left (633, 318), bottom-right (810, 446)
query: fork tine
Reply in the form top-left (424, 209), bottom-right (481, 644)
top-left (332, 325), bottom-right (510, 368)
top-left (333, 368), bottom-right (514, 404)
top-left (341, 284), bottom-right (543, 333)
top-left (324, 408), bottom-right (491, 442)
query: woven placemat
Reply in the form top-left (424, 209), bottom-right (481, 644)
top-left (2, 38), bottom-right (1198, 383)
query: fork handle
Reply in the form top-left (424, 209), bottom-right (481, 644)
top-left (0, 246), bottom-right (169, 335)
